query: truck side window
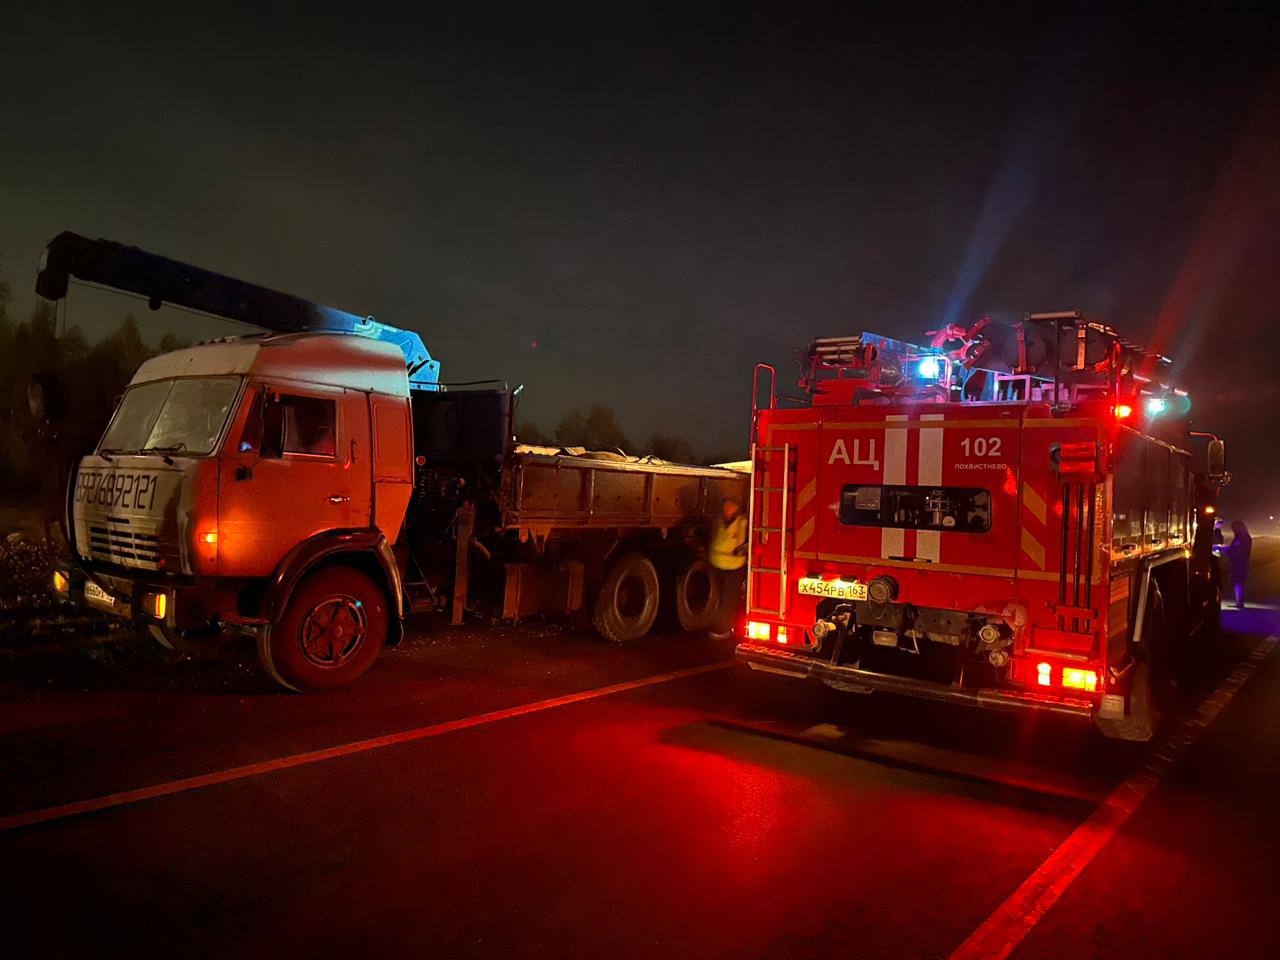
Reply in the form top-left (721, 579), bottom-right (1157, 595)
top-left (839, 484), bottom-right (991, 533)
top-left (280, 395), bottom-right (337, 458)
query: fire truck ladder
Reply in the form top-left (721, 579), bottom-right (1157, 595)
top-left (746, 440), bottom-right (794, 618)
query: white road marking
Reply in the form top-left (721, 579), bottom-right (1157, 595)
top-left (949, 635), bottom-right (1278, 960)
top-left (0, 660), bottom-right (735, 834)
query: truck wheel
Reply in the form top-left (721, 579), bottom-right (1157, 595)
top-left (1096, 585), bottom-right (1171, 742)
top-left (674, 558), bottom-right (719, 632)
top-left (258, 566), bottom-right (388, 692)
top-left (593, 551), bottom-right (660, 643)
top-left (1197, 578), bottom-right (1222, 642)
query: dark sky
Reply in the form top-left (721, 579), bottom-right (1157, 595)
top-left (3, 3), bottom-right (1279, 514)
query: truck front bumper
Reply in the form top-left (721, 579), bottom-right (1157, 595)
top-left (51, 565), bottom-right (209, 631)
top-left (735, 642), bottom-right (1095, 719)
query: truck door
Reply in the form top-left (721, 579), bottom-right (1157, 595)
top-left (217, 383), bottom-right (371, 578)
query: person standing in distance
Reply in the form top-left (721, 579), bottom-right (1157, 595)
top-left (708, 497), bottom-right (748, 640)
top-left (1224, 520), bottom-right (1252, 610)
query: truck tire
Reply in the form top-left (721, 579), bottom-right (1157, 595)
top-left (1096, 584), bottom-right (1171, 742)
top-left (674, 557), bottom-right (719, 633)
top-left (593, 551), bottom-right (660, 643)
top-left (258, 566), bottom-right (388, 692)
top-left (1197, 578), bottom-right (1222, 642)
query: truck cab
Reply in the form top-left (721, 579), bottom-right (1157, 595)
top-left (61, 333), bottom-right (413, 689)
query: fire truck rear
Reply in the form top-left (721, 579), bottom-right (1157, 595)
top-left (736, 313), bottom-right (1228, 741)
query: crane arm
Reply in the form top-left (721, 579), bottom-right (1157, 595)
top-left (35, 231), bottom-right (441, 389)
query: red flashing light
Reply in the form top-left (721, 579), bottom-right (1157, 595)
top-left (201, 531), bottom-right (218, 545)
top-left (1114, 403), bottom-right (1133, 420)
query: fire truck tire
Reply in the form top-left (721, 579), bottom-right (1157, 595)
top-left (674, 558), bottom-right (719, 633)
top-left (1198, 579), bottom-right (1222, 642)
top-left (1097, 585), bottom-right (1170, 742)
top-left (593, 551), bottom-right (661, 643)
top-left (259, 566), bottom-right (388, 692)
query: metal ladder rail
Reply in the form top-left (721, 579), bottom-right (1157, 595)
top-left (746, 442), bottom-right (791, 617)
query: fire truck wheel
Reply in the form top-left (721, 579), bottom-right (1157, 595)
top-left (1198, 579), bottom-right (1222, 642)
top-left (1097, 585), bottom-right (1171, 742)
top-left (259, 566), bottom-right (388, 692)
top-left (674, 558), bottom-right (719, 633)
top-left (593, 551), bottom-right (661, 643)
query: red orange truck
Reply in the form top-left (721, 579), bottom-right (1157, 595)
top-left (39, 233), bottom-right (745, 690)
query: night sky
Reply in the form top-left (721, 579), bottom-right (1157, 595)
top-left (3, 4), bottom-right (1279, 516)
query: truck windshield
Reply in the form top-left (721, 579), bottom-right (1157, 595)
top-left (99, 377), bottom-right (242, 456)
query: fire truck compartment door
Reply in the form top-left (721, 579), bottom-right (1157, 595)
top-left (816, 412), bottom-right (1023, 581)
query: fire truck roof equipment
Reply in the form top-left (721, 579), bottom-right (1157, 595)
top-left (798, 312), bottom-right (1183, 411)
top-left (35, 231), bottom-right (441, 390)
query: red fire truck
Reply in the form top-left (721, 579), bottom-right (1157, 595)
top-left (736, 313), bottom-right (1228, 740)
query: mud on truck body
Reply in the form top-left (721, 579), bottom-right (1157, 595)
top-left (39, 233), bottom-right (746, 691)
top-left (737, 314), bottom-right (1228, 740)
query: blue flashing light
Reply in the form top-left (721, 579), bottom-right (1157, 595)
top-left (917, 356), bottom-right (942, 380)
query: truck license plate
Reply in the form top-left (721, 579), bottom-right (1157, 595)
top-left (797, 577), bottom-right (867, 601)
top-left (83, 580), bottom-right (114, 606)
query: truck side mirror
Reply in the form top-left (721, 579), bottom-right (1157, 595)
top-left (260, 394), bottom-right (284, 459)
top-left (1207, 438), bottom-right (1226, 478)
top-left (234, 391), bottom-right (281, 478)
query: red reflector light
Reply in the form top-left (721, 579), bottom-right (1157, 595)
top-left (1036, 662), bottom-right (1052, 687)
top-left (201, 531), bottom-right (218, 545)
top-left (746, 621), bottom-right (771, 641)
top-left (1062, 667), bottom-right (1098, 692)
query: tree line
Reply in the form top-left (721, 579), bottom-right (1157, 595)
top-left (516, 405), bottom-right (740, 466)
top-left (0, 260), bottom-right (190, 496)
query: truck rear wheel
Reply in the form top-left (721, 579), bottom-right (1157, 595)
top-left (1096, 584), bottom-right (1171, 742)
top-left (674, 557), bottom-right (719, 632)
top-left (259, 566), bottom-right (388, 692)
top-left (593, 551), bottom-right (660, 643)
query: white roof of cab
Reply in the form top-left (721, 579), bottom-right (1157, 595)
top-left (130, 333), bottom-right (410, 397)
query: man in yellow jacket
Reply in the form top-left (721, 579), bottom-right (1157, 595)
top-left (709, 496), bottom-right (748, 639)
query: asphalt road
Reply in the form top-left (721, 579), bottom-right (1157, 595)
top-left (1, 542), bottom-right (1277, 958)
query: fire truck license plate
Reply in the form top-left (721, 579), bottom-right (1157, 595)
top-left (797, 577), bottom-right (867, 601)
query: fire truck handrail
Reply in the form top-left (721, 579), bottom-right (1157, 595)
top-left (753, 363), bottom-right (776, 410)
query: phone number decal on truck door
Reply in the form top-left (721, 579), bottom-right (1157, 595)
top-left (75, 471), bottom-right (159, 511)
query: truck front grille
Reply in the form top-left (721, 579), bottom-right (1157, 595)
top-left (87, 516), bottom-right (166, 570)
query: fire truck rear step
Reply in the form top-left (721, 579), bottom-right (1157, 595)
top-left (737, 643), bottom-right (1094, 719)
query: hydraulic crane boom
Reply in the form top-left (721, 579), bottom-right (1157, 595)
top-left (35, 231), bottom-right (441, 389)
